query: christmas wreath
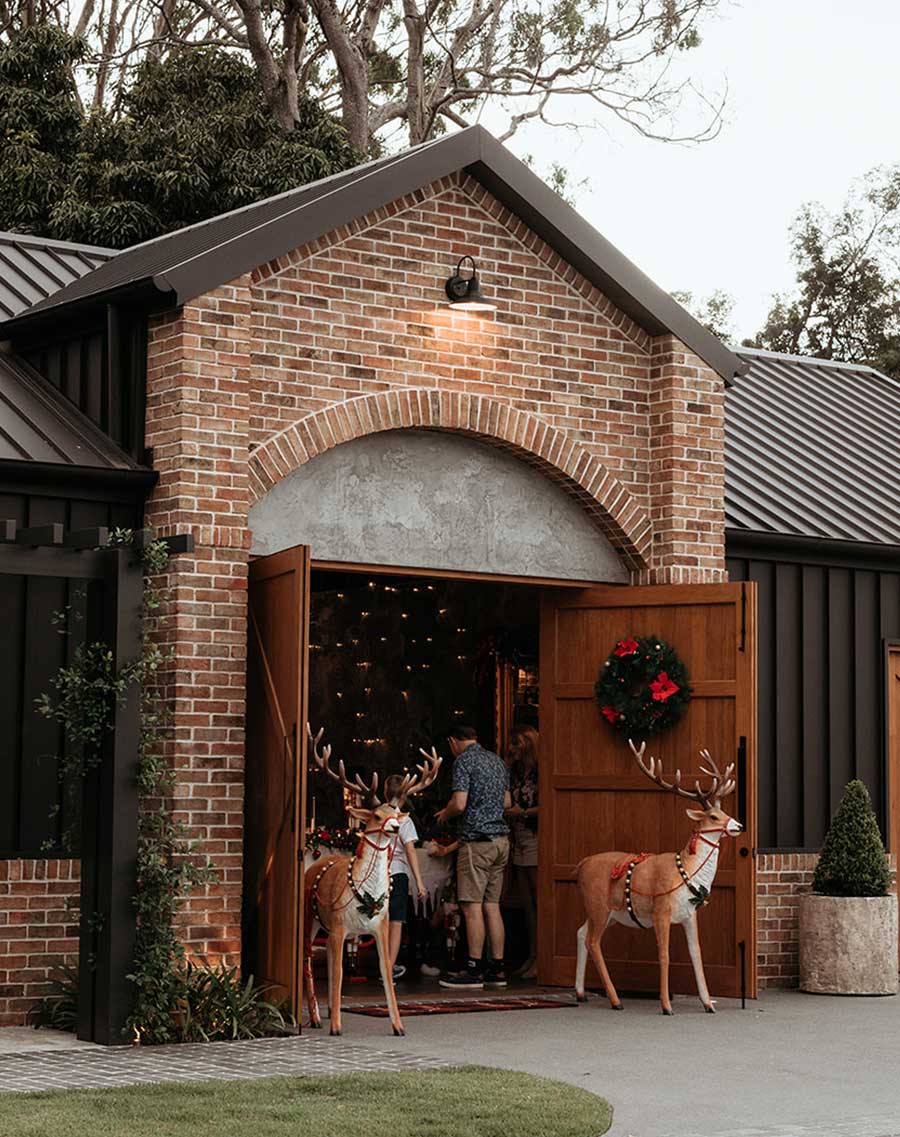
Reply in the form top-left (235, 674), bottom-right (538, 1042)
top-left (594, 635), bottom-right (691, 738)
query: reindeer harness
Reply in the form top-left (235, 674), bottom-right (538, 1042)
top-left (611, 828), bottom-right (728, 928)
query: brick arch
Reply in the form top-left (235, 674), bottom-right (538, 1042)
top-left (249, 389), bottom-right (651, 569)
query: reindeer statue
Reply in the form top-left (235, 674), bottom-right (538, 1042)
top-left (575, 739), bottom-right (742, 1015)
top-left (302, 725), bottom-right (441, 1037)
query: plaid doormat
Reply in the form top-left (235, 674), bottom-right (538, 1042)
top-left (346, 994), bottom-right (578, 1017)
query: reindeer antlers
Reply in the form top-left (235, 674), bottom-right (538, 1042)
top-left (390, 747), bottom-right (443, 804)
top-left (307, 724), bottom-right (380, 804)
top-left (628, 739), bottom-right (735, 808)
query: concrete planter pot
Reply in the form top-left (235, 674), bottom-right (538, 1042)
top-left (799, 894), bottom-right (898, 995)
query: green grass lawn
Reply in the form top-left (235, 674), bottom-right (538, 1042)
top-left (0, 1066), bottom-right (611, 1137)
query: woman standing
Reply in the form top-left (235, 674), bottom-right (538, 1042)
top-left (506, 725), bottom-right (539, 979)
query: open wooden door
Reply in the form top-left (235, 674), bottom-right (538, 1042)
top-left (538, 582), bottom-right (757, 999)
top-left (243, 545), bottom-right (310, 1021)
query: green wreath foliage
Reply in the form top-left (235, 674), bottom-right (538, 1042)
top-left (594, 635), bottom-right (692, 738)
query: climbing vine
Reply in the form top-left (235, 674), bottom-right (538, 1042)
top-left (37, 531), bottom-right (211, 1040)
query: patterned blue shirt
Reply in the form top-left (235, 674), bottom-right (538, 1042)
top-left (452, 743), bottom-right (509, 842)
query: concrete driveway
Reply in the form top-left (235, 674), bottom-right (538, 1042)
top-left (346, 988), bottom-right (900, 1137)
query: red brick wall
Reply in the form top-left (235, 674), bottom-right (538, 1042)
top-left (757, 852), bottom-right (898, 990)
top-left (140, 171), bottom-right (728, 968)
top-left (0, 860), bottom-right (79, 1026)
top-left (246, 172), bottom-right (725, 583)
top-left (144, 281), bottom-right (253, 964)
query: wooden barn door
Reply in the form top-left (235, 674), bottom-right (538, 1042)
top-left (243, 546), bottom-right (310, 1020)
top-left (537, 582), bottom-right (757, 999)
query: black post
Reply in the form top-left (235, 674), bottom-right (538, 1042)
top-left (77, 546), bottom-right (142, 1044)
top-left (739, 939), bottom-right (746, 1009)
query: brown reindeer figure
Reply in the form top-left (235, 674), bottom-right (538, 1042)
top-left (302, 726), bottom-right (441, 1037)
top-left (575, 739), bottom-right (741, 1015)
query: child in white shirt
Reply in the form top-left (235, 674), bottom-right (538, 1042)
top-left (385, 774), bottom-right (427, 980)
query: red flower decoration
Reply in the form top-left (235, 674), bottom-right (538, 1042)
top-left (614, 636), bottom-right (639, 657)
top-left (600, 705), bottom-right (623, 723)
top-left (650, 672), bottom-right (679, 702)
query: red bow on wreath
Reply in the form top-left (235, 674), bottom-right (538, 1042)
top-left (650, 672), bottom-right (680, 702)
top-left (600, 705), bottom-right (623, 724)
top-left (614, 636), bottom-right (639, 657)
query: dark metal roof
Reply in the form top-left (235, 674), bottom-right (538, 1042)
top-left (3, 127), bottom-right (742, 380)
top-left (0, 231), bottom-right (115, 320)
top-left (725, 348), bottom-right (900, 544)
top-left (0, 351), bottom-right (141, 470)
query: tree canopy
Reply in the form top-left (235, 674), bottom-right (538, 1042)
top-left (0, 28), bottom-right (358, 246)
top-left (0, 0), bottom-right (726, 154)
top-left (746, 167), bottom-right (900, 377)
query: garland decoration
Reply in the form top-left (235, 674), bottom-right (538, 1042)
top-left (594, 635), bottom-right (691, 738)
top-left (306, 825), bottom-right (358, 859)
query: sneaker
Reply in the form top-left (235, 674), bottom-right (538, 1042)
top-left (419, 962), bottom-right (441, 977)
top-left (483, 964), bottom-right (507, 989)
top-left (392, 964), bottom-right (406, 980)
top-left (438, 967), bottom-right (484, 989)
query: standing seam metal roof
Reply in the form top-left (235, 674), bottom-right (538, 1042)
top-left (0, 231), bottom-right (116, 320)
top-left (725, 348), bottom-right (900, 544)
top-left (2, 127), bottom-right (742, 381)
top-left (0, 352), bottom-right (140, 470)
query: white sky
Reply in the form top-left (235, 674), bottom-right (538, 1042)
top-left (479, 1), bottom-right (900, 341)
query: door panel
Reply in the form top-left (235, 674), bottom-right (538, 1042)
top-left (538, 582), bottom-right (757, 998)
top-left (243, 546), bottom-right (310, 1019)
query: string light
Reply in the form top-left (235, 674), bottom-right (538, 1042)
top-left (337, 593), bottom-right (346, 600)
top-left (361, 611), bottom-right (370, 618)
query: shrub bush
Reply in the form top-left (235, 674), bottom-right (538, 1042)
top-left (812, 779), bottom-right (892, 897)
top-left (30, 964), bottom-right (79, 1032)
top-left (141, 963), bottom-right (291, 1044)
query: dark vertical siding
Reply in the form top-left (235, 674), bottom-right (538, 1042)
top-left (775, 562), bottom-right (803, 845)
top-left (801, 566), bottom-right (829, 848)
top-left (728, 545), bottom-right (900, 850)
top-left (19, 309), bottom-right (147, 462)
top-left (0, 489), bottom-right (143, 858)
top-left (827, 568), bottom-right (854, 813)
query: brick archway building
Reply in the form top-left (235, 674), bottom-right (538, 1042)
top-left (2, 127), bottom-right (747, 1024)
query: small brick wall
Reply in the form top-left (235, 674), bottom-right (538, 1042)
top-left (757, 852), bottom-right (899, 989)
top-left (756, 853), bottom-right (819, 989)
top-left (0, 859), bottom-right (80, 1026)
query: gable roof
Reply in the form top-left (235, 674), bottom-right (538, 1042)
top-left (0, 351), bottom-right (143, 472)
top-left (725, 348), bottom-right (900, 545)
top-left (0, 231), bottom-right (115, 320)
top-left (3, 127), bottom-right (742, 380)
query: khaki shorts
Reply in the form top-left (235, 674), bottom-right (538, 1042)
top-left (457, 836), bottom-right (510, 903)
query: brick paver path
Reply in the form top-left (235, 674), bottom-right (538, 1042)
top-left (0, 1034), bottom-right (449, 1094)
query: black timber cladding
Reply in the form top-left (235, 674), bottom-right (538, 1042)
top-left (725, 350), bottom-right (900, 850)
top-left (3, 127), bottom-right (743, 381)
top-left (0, 489), bottom-right (144, 858)
top-left (726, 348), bottom-right (900, 543)
top-left (0, 231), bottom-right (115, 320)
top-left (0, 352), bottom-right (142, 470)
top-left (727, 536), bottom-right (900, 852)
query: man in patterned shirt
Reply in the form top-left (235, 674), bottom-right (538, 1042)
top-left (435, 724), bottom-right (511, 989)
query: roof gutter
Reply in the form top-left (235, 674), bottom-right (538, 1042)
top-left (1, 278), bottom-right (172, 339)
top-left (726, 527), bottom-right (900, 568)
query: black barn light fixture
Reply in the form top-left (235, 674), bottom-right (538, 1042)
top-left (444, 255), bottom-right (497, 312)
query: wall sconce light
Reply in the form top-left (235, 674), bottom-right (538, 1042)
top-left (444, 255), bottom-right (496, 312)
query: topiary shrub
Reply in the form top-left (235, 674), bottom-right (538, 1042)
top-left (812, 780), bottom-right (892, 897)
